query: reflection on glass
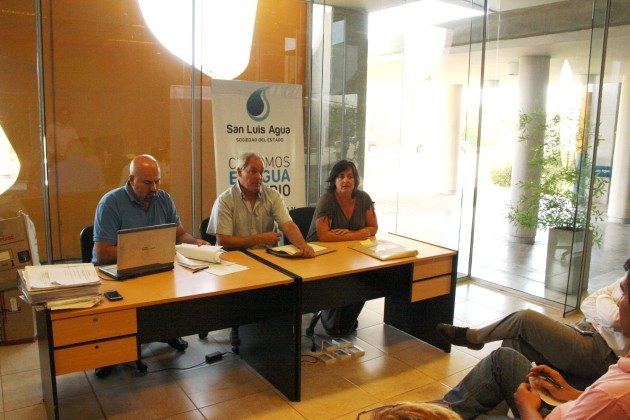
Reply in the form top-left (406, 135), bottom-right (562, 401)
top-left (0, 125), bottom-right (20, 195)
top-left (138, 0), bottom-right (258, 79)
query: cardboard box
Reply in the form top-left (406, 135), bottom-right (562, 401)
top-left (0, 287), bottom-right (36, 345)
top-left (0, 212), bottom-right (40, 291)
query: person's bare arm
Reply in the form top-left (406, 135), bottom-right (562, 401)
top-left (175, 224), bottom-right (209, 246)
top-left (94, 241), bottom-right (118, 265)
top-left (281, 221), bottom-right (315, 258)
top-left (315, 206), bottom-right (378, 242)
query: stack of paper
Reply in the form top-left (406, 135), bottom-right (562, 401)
top-left (175, 244), bottom-right (226, 271)
top-left (349, 239), bottom-right (418, 261)
top-left (18, 263), bottom-right (102, 308)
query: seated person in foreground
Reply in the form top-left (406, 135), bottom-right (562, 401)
top-left (207, 151), bottom-right (314, 349)
top-left (93, 154), bottom-right (209, 377)
top-left (432, 270), bottom-right (630, 419)
top-left (305, 159), bottom-right (378, 336)
top-left (436, 258), bottom-right (630, 385)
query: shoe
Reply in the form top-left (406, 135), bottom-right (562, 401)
top-left (95, 365), bottom-right (114, 378)
top-left (436, 323), bottom-right (484, 350)
top-left (164, 337), bottom-right (188, 352)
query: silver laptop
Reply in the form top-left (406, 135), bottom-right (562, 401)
top-left (98, 223), bottom-right (177, 280)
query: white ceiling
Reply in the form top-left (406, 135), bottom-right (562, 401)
top-left (315, 0), bottom-right (628, 86)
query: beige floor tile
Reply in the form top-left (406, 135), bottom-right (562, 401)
top-left (143, 334), bottom-right (225, 365)
top-left (159, 409), bottom-right (206, 420)
top-left (334, 355), bottom-right (434, 400)
top-left (364, 297), bottom-right (384, 315)
top-left (357, 306), bottom-right (386, 331)
top-left (453, 300), bottom-right (508, 327)
top-left (86, 361), bottom-right (172, 392)
top-left (355, 324), bottom-right (418, 354)
top-left (1, 370), bottom-right (42, 412)
top-left (56, 371), bottom-right (91, 399)
top-left (95, 376), bottom-right (196, 419)
top-left (380, 381), bottom-right (453, 405)
top-left (470, 292), bottom-right (539, 314)
top-left (393, 344), bottom-right (479, 381)
top-left (290, 372), bottom-right (378, 420)
top-left (58, 392), bottom-right (105, 419)
top-left (0, 342), bottom-right (40, 375)
top-left (455, 283), bottom-right (496, 301)
top-left (2, 403), bottom-right (46, 420)
top-left (440, 368), bottom-right (473, 389)
top-left (200, 389), bottom-right (304, 419)
top-left (176, 359), bottom-right (269, 408)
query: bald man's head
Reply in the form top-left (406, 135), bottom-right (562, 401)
top-left (128, 154), bottom-right (161, 207)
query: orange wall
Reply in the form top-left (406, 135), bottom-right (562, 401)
top-left (0, 0), bottom-right (307, 261)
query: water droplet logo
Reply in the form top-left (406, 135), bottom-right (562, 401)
top-left (246, 87), bottom-right (270, 122)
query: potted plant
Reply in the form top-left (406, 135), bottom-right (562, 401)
top-left (507, 111), bottom-right (606, 294)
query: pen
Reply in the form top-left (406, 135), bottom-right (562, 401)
top-left (531, 362), bottom-right (563, 389)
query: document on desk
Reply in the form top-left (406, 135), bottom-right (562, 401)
top-left (24, 263), bottom-right (101, 289)
top-left (349, 239), bottom-right (418, 261)
top-left (267, 243), bottom-right (335, 257)
top-left (175, 244), bottom-right (225, 263)
top-left (203, 261), bottom-right (248, 276)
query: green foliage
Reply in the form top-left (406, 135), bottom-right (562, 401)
top-left (506, 111), bottom-right (605, 246)
top-left (489, 163), bottom-right (512, 188)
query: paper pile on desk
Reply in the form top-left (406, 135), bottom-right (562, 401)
top-left (175, 244), bottom-right (226, 271)
top-left (176, 244), bottom-right (225, 263)
top-left (18, 263), bottom-right (102, 307)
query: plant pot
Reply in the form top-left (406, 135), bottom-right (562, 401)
top-left (544, 227), bottom-right (591, 294)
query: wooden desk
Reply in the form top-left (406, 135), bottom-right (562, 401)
top-left (36, 251), bottom-right (299, 419)
top-left (247, 233), bottom-right (457, 352)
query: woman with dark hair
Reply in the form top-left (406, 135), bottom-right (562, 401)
top-left (306, 159), bottom-right (378, 243)
top-left (305, 160), bottom-right (378, 336)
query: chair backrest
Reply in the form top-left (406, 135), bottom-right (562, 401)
top-left (80, 225), bottom-right (94, 263)
top-left (289, 207), bottom-right (315, 241)
top-left (199, 217), bottom-right (216, 245)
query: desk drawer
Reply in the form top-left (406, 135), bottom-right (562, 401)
top-left (413, 257), bottom-right (452, 281)
top-left (54, 336), bottom-right (137, 375)
top-left (52, 309), bottom-right (137, 347)
top-left (411, 275), bottom-right (451, 302)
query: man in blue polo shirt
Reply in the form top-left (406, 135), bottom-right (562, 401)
top-left (93, 154), bottom-right (207, 264)
top-left (92, 154), bottom-right (208, 377)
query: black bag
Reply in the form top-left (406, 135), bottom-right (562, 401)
top-left (320, 302), bottom-right (365, 336)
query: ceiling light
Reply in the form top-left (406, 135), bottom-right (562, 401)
top-left (138, 0), bottom-right (258, 80)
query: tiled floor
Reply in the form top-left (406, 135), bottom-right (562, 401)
top-left (0, 281), bottom-right (584, 419)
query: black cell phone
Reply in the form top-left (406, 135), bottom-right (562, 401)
top-left (104, 290), bottom-right (123, 301)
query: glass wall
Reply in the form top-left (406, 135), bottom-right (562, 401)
top-left (3, 0), bottom-right (629, 310)
top-left (313, 0), bottom-right (629, 310)
top-left (0, 0), bottom-right (307, 262)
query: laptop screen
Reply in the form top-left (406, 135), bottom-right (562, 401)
top-left (116, 223), bottom-right (177, 273)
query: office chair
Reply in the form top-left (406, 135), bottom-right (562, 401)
top-left (80, 226), bottom-right (94, 264)
top-left (80, 225), bottom-right (148, 374)
top-left (198, 217), bottom-right (216, 245)
top-left (285, 207), bottom-right (323, 338)
top-left (288, 206), bottom-right (315, 244)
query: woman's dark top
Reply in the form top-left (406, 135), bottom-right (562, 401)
top-left (305, 190), bottom-right (375, 242)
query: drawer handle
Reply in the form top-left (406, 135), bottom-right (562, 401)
top-left (94, 345), bottom-right (99, 349)
top-left (92, 317), bottom-right (99, 323)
